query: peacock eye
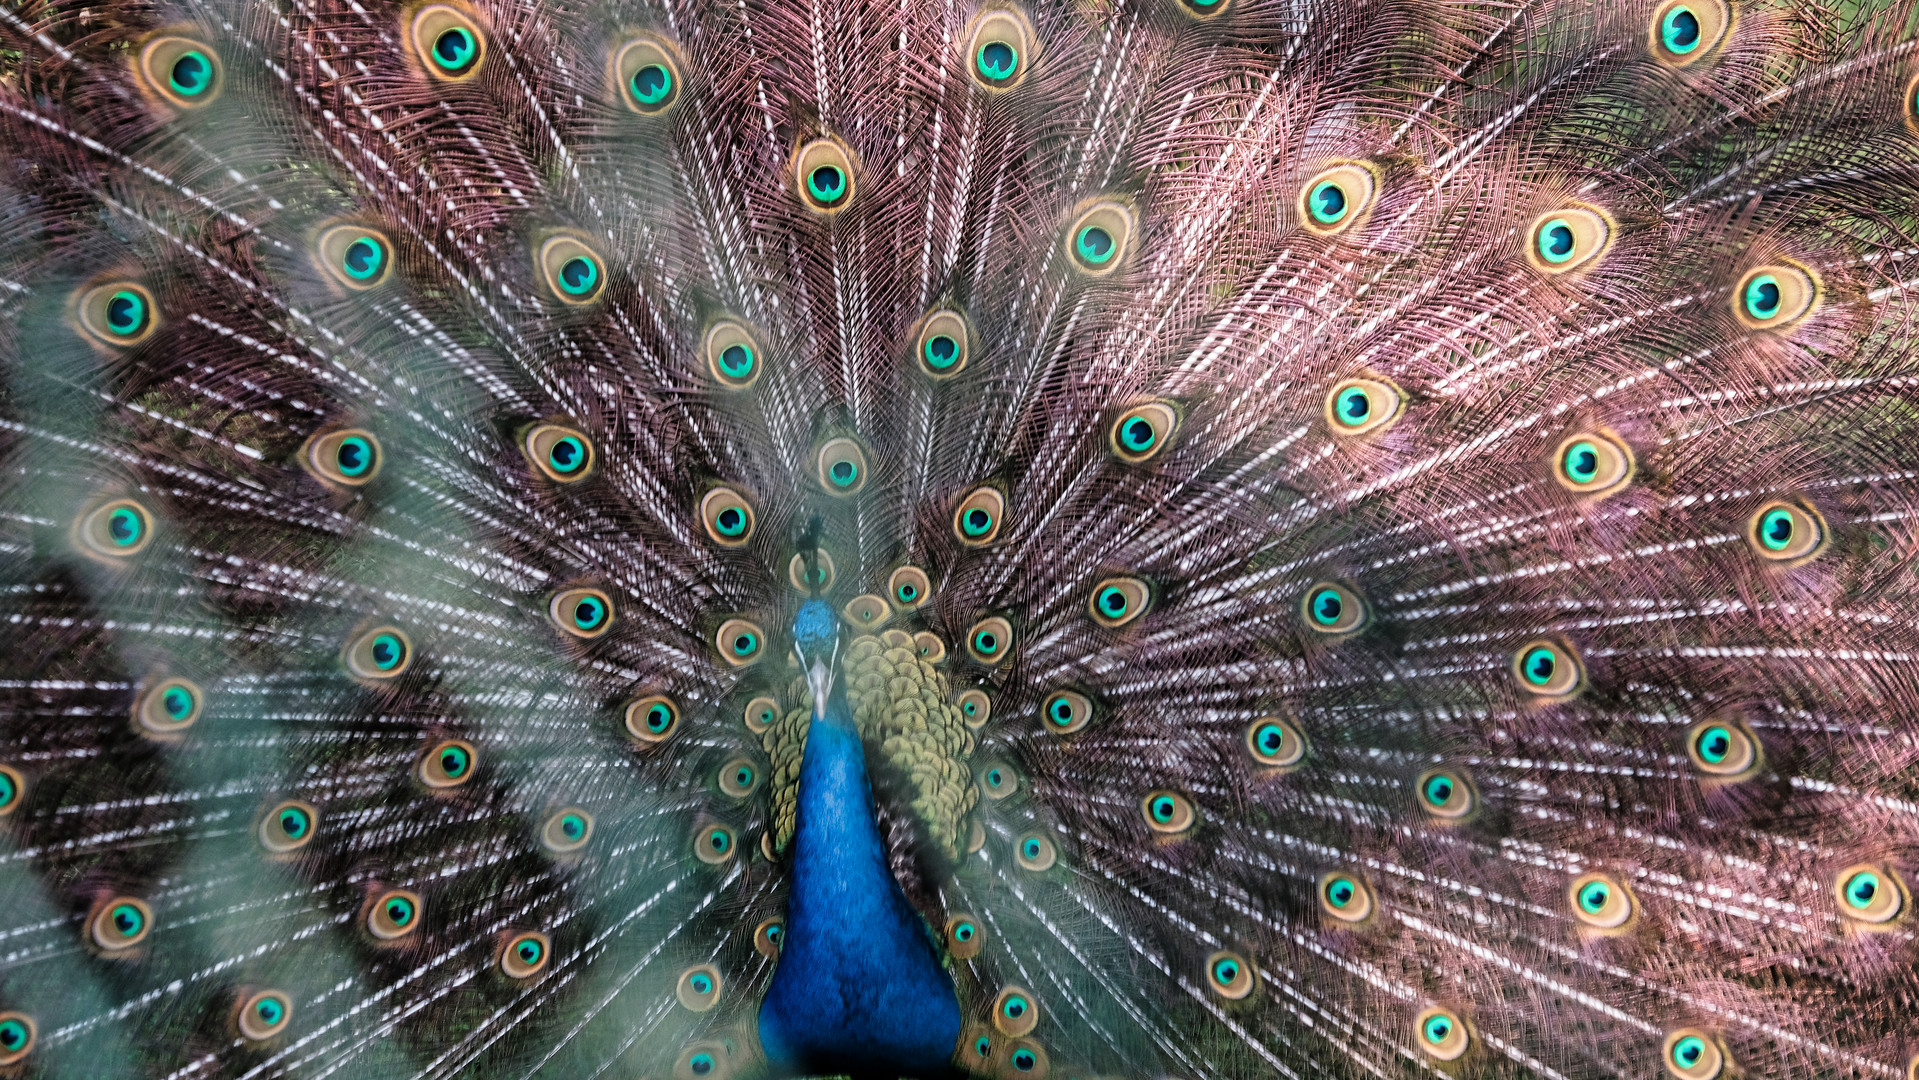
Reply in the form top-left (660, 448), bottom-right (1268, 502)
top-left (973, 1034), bottom-right (993, 1059)
top-left (1300, 582), bottom-right (1366, 635)
top-left (890, 565), bottom-right (933, 609)
top-left (1014, 831), bottom-right (1057, 871)
top-left (91, 896), bottom-right (154, 951)
top-left (1007, 1043), bottom-right (1045, 1072)
top-left (78, 499), bottom-right (155, 559)
top-left (419, 739), bottom-right (477, 789)
top-left (1317, 871), bottom-right (1376, 924)
top-left (714, 619), bottom-right (765, 666)
top-left (304, 428), bottom-right (385, 487)
top-left (702, 320), bottom-right (764, 389)
top-left (952, 486), bottom-right (1006, 545)
top-left (625, 694), bottom-right (680, 743)
top-left (136, 677), bottom-right (203, 736)
top-left (1066, 201), bottom-right (1135, 275)
top-left (1089, 576), bottom-right (1151, 628)
top-left (137, 36), bottom-right (224, 108)
top-left (1684, 716), bottom-right (1760, 779)
top-left (367, 890), bottom-right (422, 940)
top-left (536, 235), bottom-right (607, 304)
top-left (541, 807), bottom-right (594, 852)
top-left (1324, 376), bottom-right (1403, 436)
top-left (695, 825), bottom-right (737, 864)
top-left (502, 931), bottom-right (550, 978)
top-left (1567, 872), bottom-right (1635, 930)
top-left (0, 1014), bottom-right (32, 1065)
top-left (1746, 499), bottom-right (1826, 563)
top-left (0, 765), bottom-right (23, 817)
top-left (345, 625), bottom-right (413, 680)
top-left (1525, 205), bottom-right (1612, 275)
top-left (75, 282), bottom-right (160, 346)
top-left (1732, 262), bottom-right (1819, 330)
top-left (409, 6), bottom-right (485, 78)
top-left (1662, 1029), bottom-right (1725, 1080)
top-left (992, 988), bottom-right (1038, 1036)
top-left (1551, 431), bottom-right (1634, 496)
top-left (613, 37), bottom-right (681, 114)
top-left (1141, 790), bottom-right (1196, 835)
top-left (687, 1052), bottom-right (716, 1075)
top-left (1206, 950), bottom-right (1256, 999)
top-left (315, 225), bottom-right (396, 290)
top-left (1042, 690), bottom-right (1091, 735)
top-left (1415, 768), bottom-right (1475, 820)
top-left (1297, 163), bottom-right (1378, 236)
top-left (795, 138), bottom-right (857, 212)
top-left (955, 688), bottom-right (991, 728)
top-left (979, 762), bottom-right (1019, 800)
top-left (550, 588), bottom-right (615, 639)
top-left (1650, 0), bottom-right (1729, 66)
top-left (719, 758), bottom-right (760, 797)
top-left (945, 915), bottom-right (983, 958)
top-left (1416, 1006), bottom-right (1471, 1061)
top-left (965, 8), bottom-right (1034, 90)
top-left (1245, 716), bottom-right (1307, 767)
top-left (742, 695), bottom-right (779, 734)
top-left (966, 617), bottom-right (1014, 664)
top-left (237, 990), bottom-right (291, 1041)
top-left (695, 485), bottom-right (756, 547)
top-left (815, 437), bottom-right (869, 495)
top-left (1512, 639), bottom-right (1583, 699)
top-left (1834, 863), bottom-right (1905, 925)
top-left (1109, 401), bottom-right (1180, 463)
top-left (755, 917), bottom-right (785, 957)
top-left (259, 799), bottom-right (318, 853)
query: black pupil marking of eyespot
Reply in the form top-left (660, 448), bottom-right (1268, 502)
top-left (345, 239), bottom-right (379, 276)
top-left (710, 830), bottom-right (728, 850)
top-left (1005, 998), bottom-right (1025, 1017)
top-left (519, 941), bottom-right (540, 961)
top-left (1545, 224), bottom-right (1574, 257)
top-left (1530, 652), bottom-right (1555, 681)
top-left (1342, 390), bottom-right (1369, 419)
top-left (956, 924), bottom-right (972, 940)
top-left (1080, 226), bottom-right (1113, 258)
top-left (1122, 417), bottom-right (1155, 449)
top-left (441, 750), bottom-right (464, 774)
top-left (1330, 881), bottom-right (1353, 904)
top-left (1051, 700), bottom-right (1070, 722)
top-left (1260, 727), bottom-right (1283, 751)
top-left (575, 599), bottom-right (603, 626)
top-left (562, 816), bottom-right (583, 837)
top-left (987, 770), bottom-right (1003, 786)
top-left (107, 294), bottom-right (141, 332)
top-left (1023, 840), bottom-right (1040, 857)
top-left (1101, 589), bottom-right (1126, 614)
top-left (734, 634), bottom-right (754, 653)
top-left (1669, 10), bottom-right (1700, 47)
top-left (550, 438), bottom-right (581, 470)
top-left (981, 40), bottom-right (1015, 76)
top-left (1768, 514), bottom-right (1793, 544)
top-left (691, 1057), bottom-right (713, 1076)
top-left (1152, 797), bottom-right (1174, 820)
top-left (1427, 778), bottom-right (1452, 804)
top-left (0, 1023), bottom-right (23, 1048)
top-left (927, 335), bottom-right (957, 363)
top-left (113, 908), bottom-right (139, 933)
top-left (172, 53), bottom-right (209, 91)
top-left (1013, 1050), bottom-right (1036, 1069)
top-left (373, 638), bottom-right (399, 667)
top-left (108, 509), bottom-right (138, 542)
top-left (1315, 184), bottom-right (1345, 218)
top-left (899, 583), bottom-right (917, 599)
top-left (810, 166), bottom-right (844, 200)
top-left (435, 29), bottom-right (470, 65)
top-left (280, 809), bottom-right (306, 836)
top-left (1753, 281), bottom-right (1780, 314)
top-left (966, 508), bottom-right (991, 532)
top-left (716, 507), bottom-right (743, 533)
top-left (164, 688), bottom-right (192, 717)
top-left (831, 460), bottom-right (854, 482)
top-left (720, 344), bottom-right (751, 375)
top-left (1678, 1042), bottom-right (1702, 1065)
top-left (634, 65), bottom-right (668, 99)
top-left (1703, 730), bottom-right (1730, 759)
top-left (1572, 447), bottom-right (1596, 476)
top-left (1315, 592), bottom-right (1341, 621)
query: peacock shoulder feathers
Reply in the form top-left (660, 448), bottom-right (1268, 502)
top-left (1, 0), bottom-right (1918, 1077)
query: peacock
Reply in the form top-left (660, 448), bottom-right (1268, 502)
top-left (1, 0), bottom-right (1917, 1075)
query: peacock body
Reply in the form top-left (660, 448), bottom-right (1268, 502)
top-left (1, 0), bottom-right (1917, 1076)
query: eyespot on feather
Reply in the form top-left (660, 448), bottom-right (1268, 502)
top-left (136, 677), bottom-right (203, 737)
top-left (0, 764), bottom-right (26, 818)
top-left (914, 309), bottom-right (972, 378)
top-left (1551, 431), bottom-right (1633, 497)
top-left (1649, 1), bottom-right (1730, 67)
top-left (674, 1042), bottom-right (732, 1080)
top-left (344, 626), bottom-right (412, 681)
top-left (550, 588), bottom-right (614, 639)
top-left (523, 424), bottom-right (595, 483)
top-left (816, 438), bottom-right (870, 495)
top-left (1746, 499), bottom-right (1827, 564)
top-left (1109, 401), bottom-right (1179, 463)
top-left (626, 695), bottom-right (680, 743)
top-left (74, 282), bottom-right (159, 347)
top-left (718, 758), bottom-right (760, 798)
top-left (945, 914), bottom-right (983, 959)
top-left (954, 486), bottom-right (1006, 546)
top-left (0, 1012), bottom-right (35, 1066)
top-left (1013, 831), bottom-right (1057, 871)
top-left (788, 550), bottom-right (835, 592)
top-left (611, 35), bottom-right (682, 115)
top-left (794, 137), bottom-right (857, 213)
top-left (1066, 200), bottom-right (1135, 276)
top-left (754, 917), bottom-right (785, 957)
top-left (1317, 871), bottom-right (1376, 924)
top-left (1525, 204), bottom-right (1613, 274)
top-left (1415, 1006), bottom-right (1472, 1062)
top-left (409, 5), bottom-right (486, 79)
top-left (703, 320), bottom-right (764, 389)
top-left (965, 7), bottom-right (1035, 91)
top-left (1205, 950), bottom-right (1256, 1000)
top-left (541, 808), bottom-right (594, 852)
top-left (1567, 872), bottom-right (1637, 931)
top-left (1246, 716), bottom-right (1307, 768)
top-left (237, 990), bottom-right (292, 1041)
top-left (979, 762), bottom-right (1019, 801)
top-left (956, 688), bottom-right (992, 729)
top-left (90, 896), bottom-right (153, 952)
top-left (1300, 582), bottom-right (1366, 636)
top-left (1413, 768), bottom-right (1476, 821)
top-left (1324, 376), bottom-right (1403, 436)
top-left (1732, 262), bottom-right (1819, 331)
top-left (966, 617), bottom-right (1014, 664)
top-left (1040, 690), bottom-right (1092, 735)
top-left (418, 739), bottom-right (477, 789)
top-left (693, 824), bottom-right (737, 864)
top-left (1088, 576), bottom-right (1150, 629)
top-left (714, 619), bottom-right (766, 666)
top-left (742, 696), bottom-right (778, 735)
top-left (1003, 1039), bottom-right (1048, 1077)
top-left (536, 235), bottom-right (607, 305)
top-left (694, 486), bottom-right (756, 548)
top-left (1297, 162), bottom-right (1380, 236)
top-left (1684, 715), bottom-right (1762, 780)
top-left (1512, 638), bottom-right (1584, 699)
top-left (675, 964), bottom-right (721, 1010)
top-left (304, 428), bottom-right (384, 487)
top-left (136, 34), bottom-right (224, 108)
top-left (366, 889), bottom-right (422, 941)
top-left (316, 225), bottom-right (394, 290)
top-left (843, 594), bottom-right (891, 631)
top-left (889, 565), bottom-right (932, 609)
top-left (500, 931), bottom-right (550, 978)
top-left (1141, 790), bottom-right (1195, 835)
top-left (913, 632), bottom-right (947, 663)
top-left (992, 987), bottom-right (1039, 1037)
top-left (1834, 862), bottom-right (1906, 925)
top-left (1662, 1029), bottom-right (1727, 1080)
top-left (259, 799), bottom-right (318, 854)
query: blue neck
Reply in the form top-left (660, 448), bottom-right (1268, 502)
top-left (757, 685), bottom-right (960, 1075)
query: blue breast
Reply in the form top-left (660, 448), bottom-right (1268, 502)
top-left (756, 689), bottom-right (961, 1075)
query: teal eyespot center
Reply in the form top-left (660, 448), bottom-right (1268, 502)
top-left (1309, 181), bottom-right (1349, 224)
top-left (690, 973), bottom-right (714, 994)
top-left (0, 773), bottom-right (15, 808)
top-left (647, 703), bottom-right (672, 732)
top-left (161, 685), bottom-right (195, 720)
top-left (386, 898), bottom-right (414, 925)
top-left (1120, 417), bottom-right (1157, 451)
top-left (974, 1035), bottom-right (992, 1057)
top-left (1578, 881), bottom-right (1610, 912)
top-left (1672, 1036), bottom-right (1706, 1068)
top-left (1662, 7), bottom-right (1702, 53)
top-left (517, 939), bottom-right (542, 963)
top-left (1697, 725), bottom-right (1732, 763)
top-left (1076, 225), bottom-right (1116, 265)
top-left (689, 1052), bottom-right (715, 1075)
top-left (734, 765), bottom-right (753, 786)
top-left (976, 40), bottom-right (1018, 81)
top-left (829, 460), bottom-right (858, 487)
top-left (1844, 870), bottom-right (1882, 909)
top-left (708, 828), bottom-right (730, 852)
top-left (560, 814), bottom-right (585, 839)
top-left (1564, 441), bottom-right (1600, 483)
top-left (342, 237), bottom-right (385, 280)
top-left (924, 334), bottom-right (959, 369)
top-left (715, 507), bottom-right (746, 536)
top-left (547, 436), bottom-right (586, 474)
top-left (1334, 385), bottom-right (1371, 424)
top-left (111, 903), bottom-right (143, 936)
top-left (1423, 775), bottom-right (1454, 806)
top-left (1098, 586), bottom-right (1129, 617)
top-left (1759, 508), bottom-right (1795, 551)
top-left (0, 1020), bottom-right (26, 1050)
top-left (1538, 218), bottom-right (1577, 263)
top-left (433, 27), bottom-right (476, 70)
top-left (107, 507), bottom-right (144, 546)
top-left (1255, 724), bottom-right (1285, 753)
top-left (955, 922), bottom-right (975, 941)
top-left (169, 50), bottom-right (214, 95)
top-left (1001, 994), bottom-right (1028, 1019)
top-left (336, 435), bottom-right (375, 477)
top-left (631, 64), bottom-right (672, 104)
top-left (1522, 646), bottom-right (1557, 686)
top-left (1022, 837), bottom-right (1041, 858)
top-left (105, 290), bottom-right (148, 336)
top-left (766, 923), bottom-right (783, 944)
top-left (1423, 1015), bottom-right (1453, 1044)
top-left (897, 581), bottom-right (918, 602)
top-left (256, 997), bottom-right (284, 1024)
top-left (1309, 588), bottom-right (1343, 626)
top-left (974, 629), bottom-right (999, 654)
top-left (439, 746), bottom-right (470, 777)
top-left (1744, 274), bottom-right (1781, 319)
top-left (731, 631), bottom-right (758, 656)
top-left (370, 633), bottom-right (405, 671)
top-left (963, 507), bottom-right (994, 537)
top-left (807, 165), bottom-right (847, 203)
top-left (1150, 795), bottom-right (1176, 821)
top-left (1048, 697), bottom-right (1073, 725)
top-left (278, 807), bottom-right (309, 838)
top-left (1325, 876), bottom-right (1356, 907)
top-left (718, 343), bottom-right (755, 379)
top-left (985, 768), bottom-right (1005, 788)
top-left (557, 256), bottom-right (600, 296)
top-left (1211, 957), bottom-right (1239, 984)
top-left (1011, 1048), bottom-right (1037, 1071)
top-left (572, 596), bottom-right (607, 630)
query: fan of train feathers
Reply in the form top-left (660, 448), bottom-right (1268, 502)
top-left (1, 0), bottom-right (1918, 1075)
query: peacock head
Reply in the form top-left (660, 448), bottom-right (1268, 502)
top-left (792, 598), bottom-right (840, 717)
